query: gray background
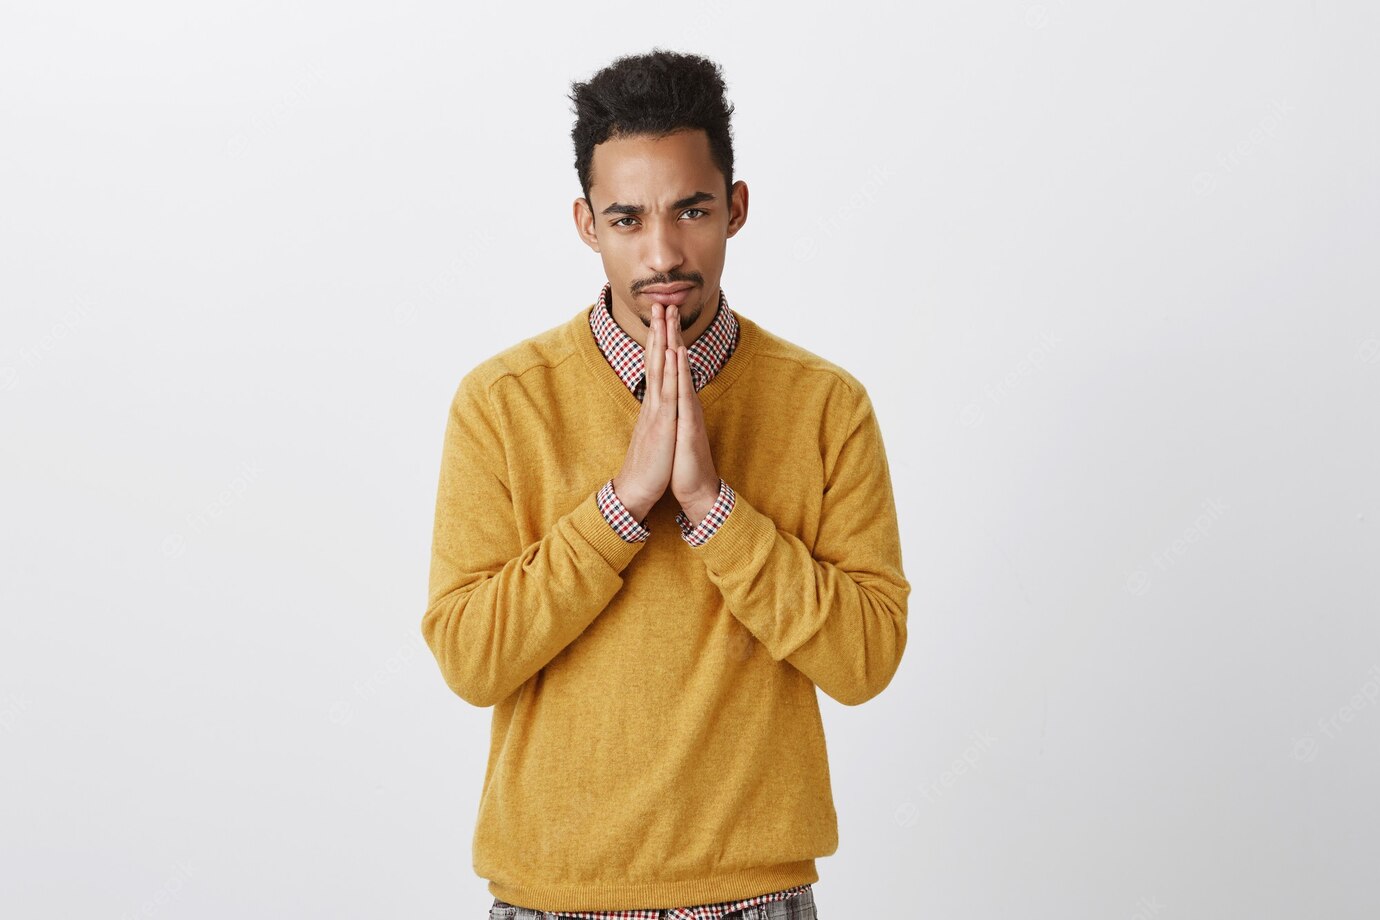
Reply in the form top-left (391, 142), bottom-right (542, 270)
top-left (2, 1), bottom-right (1377, 918)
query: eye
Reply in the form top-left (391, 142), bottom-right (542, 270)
top-left (612, 209), bottom-right (707, 228)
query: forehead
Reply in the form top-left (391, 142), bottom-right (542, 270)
top-left (589, 129), bottom-right (720, 205)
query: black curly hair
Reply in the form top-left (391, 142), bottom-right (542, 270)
top-left (568, 48), bottom-right (736, 205)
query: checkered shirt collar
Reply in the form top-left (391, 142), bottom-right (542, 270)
top-left (588, 281), bottom-right (739, 399)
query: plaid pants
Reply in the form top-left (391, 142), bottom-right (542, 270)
top-left (489, 887), bottom-right (819, 920)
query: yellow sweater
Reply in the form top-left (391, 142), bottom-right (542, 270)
top-left (421, 300), bottom-right (910, 912)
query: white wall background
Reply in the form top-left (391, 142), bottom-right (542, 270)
top-left (2, 2), bottom-right (1377, 918)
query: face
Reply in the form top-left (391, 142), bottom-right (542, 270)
top-left (574, 128), bottom-right (748, 346)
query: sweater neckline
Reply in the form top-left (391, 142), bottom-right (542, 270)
top-left (568, 295), bottom-right (761, 422)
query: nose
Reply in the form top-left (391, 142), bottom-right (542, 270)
top-left (642, 218), bottom-right (685, 277)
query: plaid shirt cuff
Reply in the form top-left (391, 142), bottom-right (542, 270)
top-left (596, 478), bottom-right (651, 543)
top-left (675, 478), bottom-right (735, 546)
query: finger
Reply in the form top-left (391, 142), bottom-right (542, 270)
top-left (677, 344), bottom-right (693, 413)
top-left (646, 302), bottom-right (662, 401)
top-left (661, 340), bottom-right (678, 406)
top-left (659, 342), bottom-right (676, 405)
top-left (667, 304), bottom-right (684, 350)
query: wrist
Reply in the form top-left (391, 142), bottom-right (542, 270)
top-left (678, 479), bottom-right (722, 523)
top-left (611, 476), bottom-right (654, 523)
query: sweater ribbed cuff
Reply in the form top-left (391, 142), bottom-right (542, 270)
top-left (686, 484), bottom-right (776, 572)
top-left (569, 488), bottom-right (650, 571)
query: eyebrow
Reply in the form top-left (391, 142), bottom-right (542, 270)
top-left (600, 191), bottom-right (717, 217)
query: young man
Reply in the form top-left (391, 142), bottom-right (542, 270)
top-left (421, 49), bottom-right (910, 919)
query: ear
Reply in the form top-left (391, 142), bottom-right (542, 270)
top-left (726, 180), bottom-right (749, 239)
top-left (573, 196), bottom-right (601, 253)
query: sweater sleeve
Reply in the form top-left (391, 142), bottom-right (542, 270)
top-left (686, 386), bottom-right (910, 706)
top-left (421, 373), bottom-right (649, 707)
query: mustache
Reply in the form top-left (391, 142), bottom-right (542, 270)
top-left (633, 273), bottom-right (702, 293)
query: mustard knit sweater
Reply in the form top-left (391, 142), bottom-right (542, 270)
top-left (421, 301), bottom-right (910, 912)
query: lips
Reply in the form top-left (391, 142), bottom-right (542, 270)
top-left (640, 284), bottom-right (695, 306)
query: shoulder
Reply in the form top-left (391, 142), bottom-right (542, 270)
top-left (450, 310), bottom-right (584, 407)
top-left (741, 315), bottom-right (871, 410)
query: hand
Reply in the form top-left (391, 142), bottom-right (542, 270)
top-left (611, 301), bottom-right (680, 523)
top-left (665, 308), bottom-right (721, 519)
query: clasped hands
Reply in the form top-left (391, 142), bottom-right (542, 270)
top-left (611, 300), bottom-right (721, 527)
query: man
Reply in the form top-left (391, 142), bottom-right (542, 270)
top-left (421, 49), bottom-right (909, 920)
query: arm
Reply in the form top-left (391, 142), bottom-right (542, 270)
top-left (421, 374), bottom-right (649, 707)
top-left (687, 387), bottom-right (910, 706)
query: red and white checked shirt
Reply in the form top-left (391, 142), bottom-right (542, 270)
top-left (592, 282), bottom-right (738, 548)
top-left (578, 281), bottom-right (815, 919)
